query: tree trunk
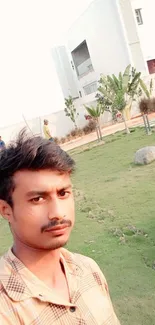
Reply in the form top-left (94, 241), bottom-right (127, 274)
top-left (145, 114), bottom-right (152, 134)
top-left (124, 99), bottom-right (132, 120)
top-left (96, 125), bottom-right (100, 141)
top-left (143, 114), bottom-right (149, 134)
top-left (122, 112), bottom-right (130, 134)
top-left (97, 118), bottom-right (102, 140)
top-left (74, 122), bottom-right (78, 130)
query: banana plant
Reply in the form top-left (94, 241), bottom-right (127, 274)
top-left (139, 78), bottom-right (153, 99)
top-left (98, 65), bottom-right (141, 121)
top-left (85, 104), bottom-right (103, 141)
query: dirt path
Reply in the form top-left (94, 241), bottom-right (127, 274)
top-left (61, 113), bottom-right (155, 151)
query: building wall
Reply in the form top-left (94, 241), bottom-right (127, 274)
top-left (60, 0), bottom-right (135, 112)
top-left (131, 0), bottom-right (155, 62)
top-left (52, 46), bottom-right (79, 99)
top-left (118, 0), bottom-right (147, 74)
top-left (67, 0), bottom-right (131, 79)
top-left (0, 107), bottom-right (88, 143)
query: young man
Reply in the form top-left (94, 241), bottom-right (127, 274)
top-left (43, 119), bottom-right (53, 141)
top-left (0, 130), bottom-right (120, 324)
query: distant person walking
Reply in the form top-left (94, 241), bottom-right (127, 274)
top-left (43, 119), bottom-right (53, 141)
top-left (0, 136), bottom-right (5, 151)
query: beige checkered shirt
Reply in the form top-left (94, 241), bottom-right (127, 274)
top-left (0, 248), bottom-right (120, 324)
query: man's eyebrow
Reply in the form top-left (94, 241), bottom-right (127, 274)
top-left (57, 185), bottom-right (72, 191)
top-left (26, 185), bottom-right (72, 197)
top-left (26, 191), bottom-right (48, 198)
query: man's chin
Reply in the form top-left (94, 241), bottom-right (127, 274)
top-left (39, 238), bottom-right (69, 251)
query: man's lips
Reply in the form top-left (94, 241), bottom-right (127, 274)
top-left (45, 224), bottom-right (68, 232)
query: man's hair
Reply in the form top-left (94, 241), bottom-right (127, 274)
top-left (0, 129), bottom-right (75, 207)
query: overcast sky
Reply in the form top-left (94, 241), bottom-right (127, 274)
top-left (0, 0), bottom-right (93, 127)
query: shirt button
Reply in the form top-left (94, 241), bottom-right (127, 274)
top-left (69, 306), bottom-right (76, 313)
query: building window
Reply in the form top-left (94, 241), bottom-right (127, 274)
top-left (71, 40), bottom-right (94, 78)
top-left (135, 9), bottom-right (143, 25)
top-left (79, 91), bottom-right (82, 97)
top-left (147, 59), bottom-right (155, 74)
top-left (83, 82), bottom-right (97, 96)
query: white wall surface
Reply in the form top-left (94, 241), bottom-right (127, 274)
top-left (0, 106), bottom-right (88, 143)
top-left (67, 0), bottom-right (131, 79)
top-left (131, 0), bottom-right (155, 61)
top-left (52, 46), bottom-right (79, 99)
top-left (118, 0), bottom-right (148, 74)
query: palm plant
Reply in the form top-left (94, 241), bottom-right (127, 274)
top-left (139, 78), bottom-right (153, 99)
top-left (85, 104), bottom-right (103, 141)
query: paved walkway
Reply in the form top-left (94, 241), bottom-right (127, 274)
top-left (61, 113), bottom-right (155, 152)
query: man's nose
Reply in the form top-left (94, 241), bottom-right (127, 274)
top-left (48, 198), bottom-right (64, 220)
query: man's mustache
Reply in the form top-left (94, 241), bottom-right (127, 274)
top-left (41, 218), bottom-right (72, 233)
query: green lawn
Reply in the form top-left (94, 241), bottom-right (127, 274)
top-left (1, 127), bottom-right (155, 324)
top-left (69, 127), bottom-right (155, 325)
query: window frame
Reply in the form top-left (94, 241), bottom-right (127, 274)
top-left (135, 8), bottom-right (143, 25)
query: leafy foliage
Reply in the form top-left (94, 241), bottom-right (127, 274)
top-left (64, 96), bottom-right (79, 128)
top-left (97, 65), bottom-right (142, 113)
top-left (85, 104), bottom-right (103, 140)
top-left (85, 104), bottom-right (102, 118)
top-left (139, 97), bottom-right (155, 115)
top-left (139, 78), bottom-right (154, 99)
top-left (112, 89), bottom-right (126, 112)
top-left (96, 65), bottom-right (142, 133)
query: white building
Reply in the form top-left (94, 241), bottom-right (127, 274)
top-left (52, 0), bottom-right (149, 120)
top-left (131, 0), bottom-right (155, 74)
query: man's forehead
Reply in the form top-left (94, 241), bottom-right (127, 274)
top-left (13, 169), bottom-right (71, 189)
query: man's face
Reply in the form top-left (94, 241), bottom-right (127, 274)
top-left (8, 170), bottom-right (75, 250)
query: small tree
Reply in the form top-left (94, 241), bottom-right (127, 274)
top-left (98, 65), bottom-right (141, 121)
top-left (111, 89), bottom-right (130, 134)
top-left (85, 104), bottom-right (103, 141)
top-left (64, 96), bottom-right (79, 129)
top-left (139, 99), bottom-right (152, 134)
top-left (139, 78), bottom-right (154, 134)
top-left (97, 65), bottom-right (143, 134)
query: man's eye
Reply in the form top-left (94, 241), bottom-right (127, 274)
top-left (59, 190), bottom-right (69, 197)
top-left (31, 197), bottom-right (44, 203)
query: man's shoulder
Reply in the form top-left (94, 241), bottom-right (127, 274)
top-left (0, 254), bottom-right (9, 300)
top-left (62, 248), bottom-right (102, 274)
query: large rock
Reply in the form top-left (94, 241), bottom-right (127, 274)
top-left (134, 146), bottom-right (155, 165)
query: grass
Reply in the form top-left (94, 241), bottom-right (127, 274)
top-left (1, 127), bottom-right (155, 324)
top-left (69, 127), bottom-right (155, 325)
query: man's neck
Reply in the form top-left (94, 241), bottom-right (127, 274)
top-left (12, 244), bottom-right (63, 287)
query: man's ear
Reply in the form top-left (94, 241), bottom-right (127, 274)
top-left (0, 200), bottom-right (13, 222)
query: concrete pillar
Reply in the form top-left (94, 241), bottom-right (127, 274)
top-left (117, 0), bottom-right (148, 74)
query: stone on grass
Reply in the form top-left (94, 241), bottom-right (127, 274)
top-left (134, 146), bottom-right (155, 165)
